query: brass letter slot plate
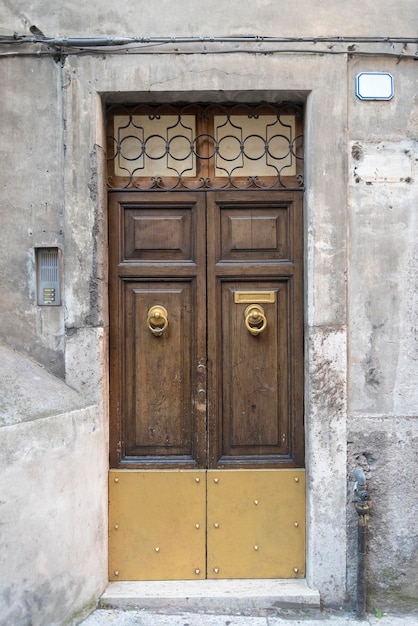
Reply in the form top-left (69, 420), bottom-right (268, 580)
top-left (234, 291), bottom-right (276, 304)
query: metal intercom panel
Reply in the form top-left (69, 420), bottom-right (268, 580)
top-left (36, 247), bottom-right (61, 306)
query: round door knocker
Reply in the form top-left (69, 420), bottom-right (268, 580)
top-left (244, 304), bottom-right (267, 336)
top-left (147, 305), bottom-right (169, 337)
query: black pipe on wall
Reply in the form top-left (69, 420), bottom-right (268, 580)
top-left (353, 468), bottom-right (370, 620)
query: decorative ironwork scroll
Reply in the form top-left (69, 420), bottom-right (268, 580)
top-left (106, 103), bottom-right (304, 191)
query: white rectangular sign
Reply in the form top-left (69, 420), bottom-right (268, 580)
top-left (356, 72), bottom-right (394, 100)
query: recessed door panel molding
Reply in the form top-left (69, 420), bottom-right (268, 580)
top-left (123, 205), bottom-right (194, 262)
top-left (219, 204), bottom-right (291, 262)
top-left (124, 281), bottom-right (195, 461)
top-left (218, 281), bottom-right (290, 465)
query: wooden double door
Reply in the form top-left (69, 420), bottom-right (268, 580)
top-left (108, 190), bottom-right (305, 580)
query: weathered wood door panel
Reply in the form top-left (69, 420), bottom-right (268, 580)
top-left (215, 279), bottom-right (290, 465)
top-left (109, 190), bottom-right (304, 580)
top-left (124, 281), bottom-right (195, 461)
top-left (207, 191), bottom-right (304, 469)
top-left (109, 193), bottom-right (207, 469)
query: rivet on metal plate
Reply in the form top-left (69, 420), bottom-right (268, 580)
top-left (294, 477), bottom-right (300, 483)
top-left (214, 523), bottom-right (219, 528)
top-left (155, 547), bottom-right (160, 552)
top-left (254, 499), bottom-right (259, 505)
top-left (114, 524), bottom-right (119, 530)
top-left (114, 570), bottom-right (119, 576)
top-left (293, 567), bottom-right (299, 573)
top-left (214, 478), bottom-right (219, 483)
top-left (294, 522), bottom-right (299, 528)
top-left (254, 545), bottom-right (259, 551)
top-left (195, 523), bottom-right (200, 529)
top-left (114, 477), bottom-right (119, 483)
top-left (195, 568), bottom-right (200, 575)
top-left (195, 477), bottom-right (200, 483)
top-left (213, 568), bottom-right (219, 574)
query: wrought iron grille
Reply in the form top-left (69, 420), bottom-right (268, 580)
top-left (106, 103), bottom-right (304, 191)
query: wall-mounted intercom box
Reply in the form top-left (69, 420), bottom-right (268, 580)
top-left (36, 247), bottom-right (61, 306)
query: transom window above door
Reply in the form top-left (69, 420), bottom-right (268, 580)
top-left (106, 103), bottom-right (304, 191)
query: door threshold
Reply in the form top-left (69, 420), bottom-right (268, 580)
top-left (101, 579), bottom-right (320, 614)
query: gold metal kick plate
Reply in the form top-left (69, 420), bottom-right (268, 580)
top-left (234, 291), bottom-right (276, 304)
top-left (207, 469), bottom-right (305, 579)
top-left (109, 470), bottom-right (206, 581)
top-left (109, 469), bottom-right (305, 581)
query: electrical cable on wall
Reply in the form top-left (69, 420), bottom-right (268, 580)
top-left (0, 29), bottom-right (417, 59)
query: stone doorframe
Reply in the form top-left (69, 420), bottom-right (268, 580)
top-left (62, 53), bottom-right (348, 605)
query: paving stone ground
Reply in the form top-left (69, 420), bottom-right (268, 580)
top-left (79, 607), bottom-right (418, 626)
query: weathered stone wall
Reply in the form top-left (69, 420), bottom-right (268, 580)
top-left (0, 345), bottom-right (108, 625)
top-left (0, 1), bottom-right (417, 623)
top-left (0, 56), bottom-right (65, 377)
top-left (347, 55), bottom-right (418, 611)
